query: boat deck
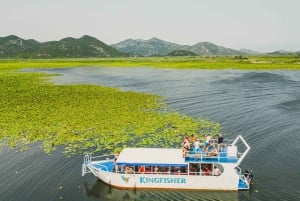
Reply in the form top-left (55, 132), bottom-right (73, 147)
top-left (91, 161), bottom-right (115, 172)
top-left (184, 146), bottom-right (238, 163)
top-left (89, 144), bottom-right (239, 173)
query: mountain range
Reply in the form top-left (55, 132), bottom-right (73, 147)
top-left (0, 35), bottom-right (298, 58)
top-left (0, 35), bottom-right (127, 58)
top-left (111, 37), bottom-right (250, 56)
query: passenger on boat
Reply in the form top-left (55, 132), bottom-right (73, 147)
top-left (204, 166), bottom-right (210, 176)
top-left (190, 134), bottom-right (197, 146)
top-left (213, 166), bottom-right (221, 176)
top-left (154, 166), bottom-right (160, 174)
top-left (181, 136), bottom-right (190, 147)
top-left (138, 166), bottom-right (145, 173)
top-left (125, 166), bottom-right (134, 174)
top-left (189, 164), bottom-right (197, 175)
top-left (113, 151), bottom-right (120, 172)
top-left (182, 137), bottom-right (190, 157)
top-left (193, 139), bottom-right (201, 152)
top-left (209, 146), bottom-right (218, 157)
top-left (204, 134), bottom-right (211, 153)
top-left (217, 134), bottom-right (224, 152)
top-left (193, 139), bottom-right (201, 158)
top-left (124, 166), bottom-right (130, 174)
top-left (167, 167), bottom-right (171, 175)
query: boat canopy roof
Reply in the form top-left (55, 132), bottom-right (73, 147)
top-left (116, 148), bottom-right (186, 167)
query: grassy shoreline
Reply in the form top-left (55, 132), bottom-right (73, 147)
top-left (0, 56), bottom-right (300, 70)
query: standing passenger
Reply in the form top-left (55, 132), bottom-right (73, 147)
top-left (217, 134), bottom-right (224, 152)
top-left (204, 134), bottom-right (211, 153)
top-left (193, 139), bottom-right (201, 158)
top-left (190, 134), bottom-right (197, 150)
top-left (182, 137), bottom-right (190, 157)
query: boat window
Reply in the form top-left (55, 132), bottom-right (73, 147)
top-left (198, 163), bottom-right (223, 176)
top-left (189, 163), bottom-right (201, 175)
top-left (200, 163), bottom-right (213, 176)
top-left (213, 163), bottom-right (223, 176)
top-left (124, 166), bottom-right (135, 174)
top-left (214, 163), bottom-right (224, 173)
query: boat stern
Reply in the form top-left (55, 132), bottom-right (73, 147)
top-left (236, 167), bottom-right (254, 190)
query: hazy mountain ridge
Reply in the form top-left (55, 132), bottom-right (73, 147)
top-left (111, 37), bottom-right (190, 56)
top-left (0, 35), bottom-right (127, 58)
top-left (0, 35), bottom-right (299, 58)
top-left (113, 38), bottom-right (300, 56)
top-left (112, 38), bottom-right (256, 56)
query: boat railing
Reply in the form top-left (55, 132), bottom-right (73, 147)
top-left (117, 171), bottom-right (190, 175)
top-left (82, 153), bottom-right (114, 176)
top-left (185, 151), bottom-right (235, 163)
top-left (82, 154), bottom-right (89, 176)
top-left (231, 135), bottom-right (250, 165)
top-left (90, 154), bottom-right (115, 162)
top-left (186, 135), bottom-right (250, 164)
top-left (84, 153), bottom-right (91, 164)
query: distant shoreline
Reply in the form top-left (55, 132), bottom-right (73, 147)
top-left (0, 56), bottom-right (300, 70)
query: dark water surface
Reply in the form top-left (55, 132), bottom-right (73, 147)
top-left (1, 67), bottom-right (300, 201)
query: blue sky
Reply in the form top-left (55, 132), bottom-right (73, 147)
top-left (1, 0), bottom-right (299, 52)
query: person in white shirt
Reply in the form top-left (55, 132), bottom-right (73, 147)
top-left (204, 134), bottom-right (211, 153)
top-left (213, 166), bottom-right (221, 176)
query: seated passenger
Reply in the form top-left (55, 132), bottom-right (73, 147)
top-left (154, 166), bottom-right (160, 174)
top-left (213, 166), bottom-right (221, 176)
top-left (138, 166), bottom-right (145, 173)
top-left (204, 166), bottom-right (210, 176)
top-left (209, 146), bottom-right (218, 157)
top-left (175, 170), bottom-right (181, 175)
top-left (124, 166), bottom-right (131, 174)
top-left (125, 166), bottom-right (134, 174)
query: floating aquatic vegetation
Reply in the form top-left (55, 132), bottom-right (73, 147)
top-left (0, 68), bottom-right (221, 156)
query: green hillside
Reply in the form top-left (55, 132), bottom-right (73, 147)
top-left (0, 35), bottom-right (128, 58)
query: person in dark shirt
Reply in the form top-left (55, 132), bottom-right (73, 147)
top-left (217, 134), bottom-right (224, 152)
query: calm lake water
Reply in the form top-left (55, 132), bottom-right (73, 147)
top-left (1, 67), bottom-right (300, 201)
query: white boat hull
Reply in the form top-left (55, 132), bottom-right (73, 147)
top-left (87, 163), bottom-right (240, 191)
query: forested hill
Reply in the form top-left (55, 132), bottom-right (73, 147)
top-left (1, 35), bottom-right (299, 58)
top-left (111, 37), bottom-right (249, 56)
top-left (0, 35), bottom-right (128, 58)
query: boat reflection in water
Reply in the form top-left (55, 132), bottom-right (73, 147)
top-left (83, 179), bottom-right (239, 201)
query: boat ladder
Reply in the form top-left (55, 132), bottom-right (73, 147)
top-left (236, 167), bottom-right (250, 190)
top-left (82, 153), bottom-right (92, 176)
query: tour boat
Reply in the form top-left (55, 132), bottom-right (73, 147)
top-left (82, 135), bottom-right (253, 191)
